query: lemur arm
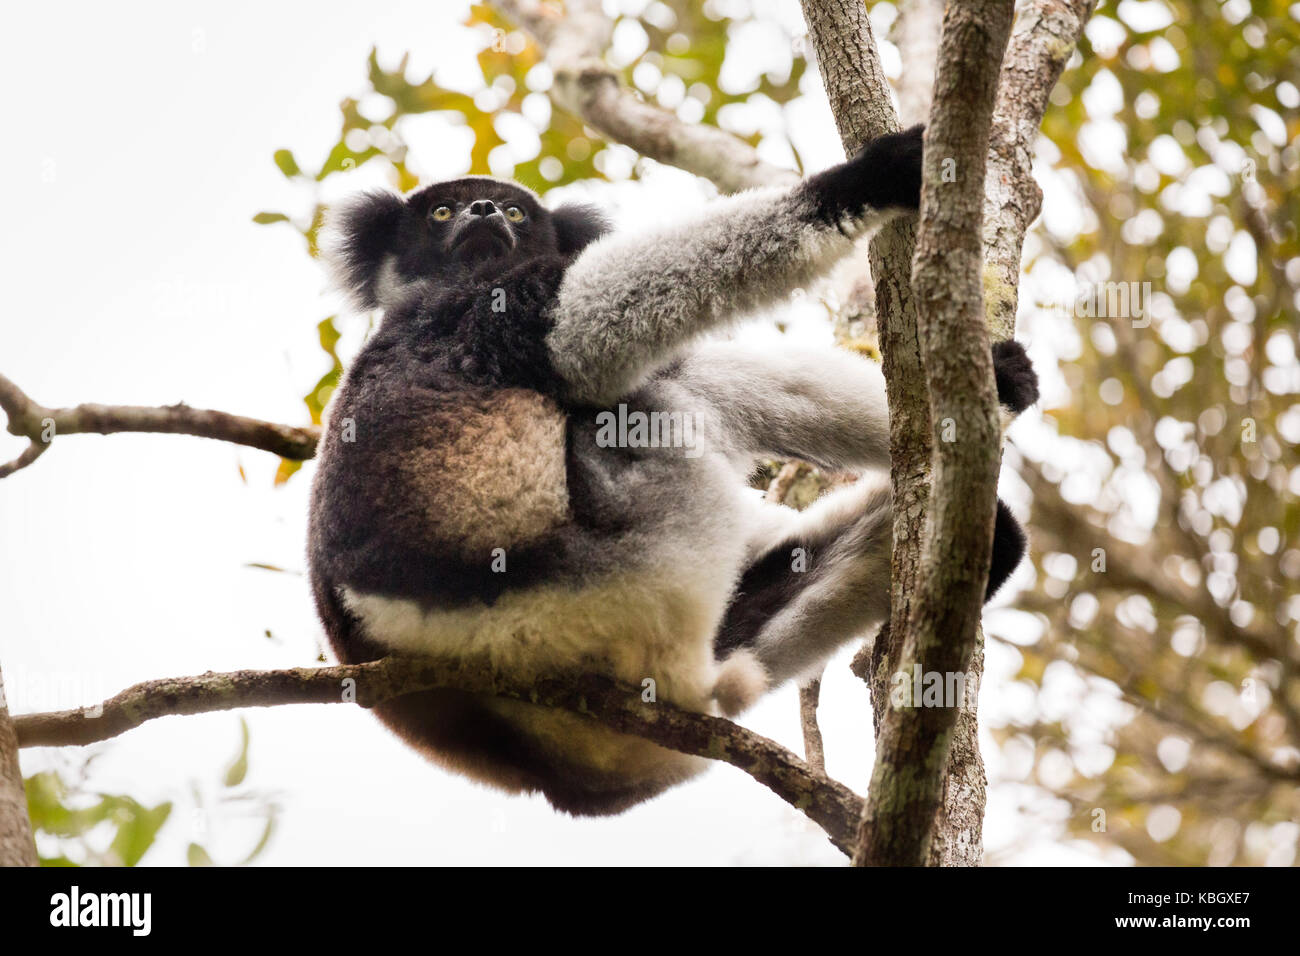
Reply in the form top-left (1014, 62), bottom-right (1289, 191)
top-left (546, 127), bottom-right (923, 406)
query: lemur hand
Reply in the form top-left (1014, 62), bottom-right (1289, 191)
top-left (803, 124), bottom-right (925, 228)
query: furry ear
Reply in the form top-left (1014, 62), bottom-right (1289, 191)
top-left (321, 191), bottom-right (407, 310)
top-left (550, 203), bottom-right (610, 257)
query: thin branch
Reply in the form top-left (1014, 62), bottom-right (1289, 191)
top-left (797, 0), bottom-right (933, 688)
top-left (1023, 460), bottom-right (1300, 748)
top-left (798, 676), bottom-right (826, 775)
top-left (888, 0), bottom-right (945, 126)
top-left (764, 459), bottom-right (831, 775)
top-left (491, 0), bottom-right (797, 193)
top-left (987, 625), bottom-right (1300, 785)
top-left (13, 656), bottom-right (866, 856)
top-left (765, 459), bottom-right (808, 506)
top-left (832, 0), bottom-right (1093, 869)
top-left (885, 0), bottom-right (999, 869)
top-left (0, 372), bottom-right (320, 476)
top-left (1024, 460), bottom-right (1294, 666)
top-left (0, 440), bottom-right (48, 479)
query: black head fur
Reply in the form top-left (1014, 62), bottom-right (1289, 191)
top-left (324, 176), bottom-right (611, 310)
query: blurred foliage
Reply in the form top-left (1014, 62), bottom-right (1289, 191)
top-left (1000, 0), bottom-right (1300, 864)
top-left (26, 770), bottom-right (171, 867)
top-left (26, 719), bottom-right (277, 866)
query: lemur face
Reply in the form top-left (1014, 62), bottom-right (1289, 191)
top-left (410, 179), bottom-right (554, 267)
top-left (324, 176), bottom-right (609, 311)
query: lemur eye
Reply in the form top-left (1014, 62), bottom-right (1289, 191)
top-left (432, 205), bottom-right (453, 221)
top-left (504, 205), bottom-right (525, 222)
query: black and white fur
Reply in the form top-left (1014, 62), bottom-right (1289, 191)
top-left (307, 125), bottom-right (1039, 815)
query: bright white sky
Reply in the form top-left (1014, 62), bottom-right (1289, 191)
top-left (0, 0), bottom-right (1132, 865)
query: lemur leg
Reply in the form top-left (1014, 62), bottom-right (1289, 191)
top-left (706, 340), bottom-right (1039, 687)
top-left (715, 478), bottom-right (893, 685)
top-left (671, 340), bottom-right (891, 470)
top-left (670, 337), bottom-right (1040, 471)
top-left (716, 481), bottom-right (1028, 686)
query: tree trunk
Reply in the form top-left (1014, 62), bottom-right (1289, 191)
top-left (800, 0), bottom-right (995, 867)
top-left (0, 664), bottom-right (37, 866)
top-left (854, 0), bottom-right (1015, 867)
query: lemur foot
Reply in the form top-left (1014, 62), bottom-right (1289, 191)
top-left (987, 499), bottom-right (1027, 600)
top-left (713, 648), bottom-right (769, 717)
top-left (992, 340), bottom-right (1039, 414)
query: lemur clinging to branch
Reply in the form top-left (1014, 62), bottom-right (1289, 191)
top-left (307, 125), bottom-right (1038, 815)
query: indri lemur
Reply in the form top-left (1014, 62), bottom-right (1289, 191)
top-left (307, 125), bottom-right (1039, 814)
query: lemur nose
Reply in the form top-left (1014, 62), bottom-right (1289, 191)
top-left (468, 199), bottom-right (498, 217)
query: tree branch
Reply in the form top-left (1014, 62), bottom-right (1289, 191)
top-left (811, 0), bottom-right (1092, 867)
top-left (801, 0), bottom-right (979, 866)
top-left (917, 0), bottom-right (1094, 865)
top-left (798, 0), bottom-right (933, 682)
top-left (0, 372), bottom-right (320, 477)
top-left (889, 0), bottom-right (945, 126)
top-left (491, 0), bottom-right (798, 193)
top-left (983, 0), bottom-right (1098, 339)
top-left (13, 656), bottom-right (866, 856)
top-left (854, 0), bottom-right (1016, 867)
top-left (798, 677), bottom-right (826, 775)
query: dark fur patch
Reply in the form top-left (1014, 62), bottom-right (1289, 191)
top-left (987, 499), bottom-right (1027, 599)
top-left (992, 340), bottom-right (1039, 413)
top-left (308, 243), bottom-right (594, 609)
top-left (330, 191), bottom-right (407, 309)
top-left (551, 203), bottom-right (611, 257)
top-left (715, 536), bottom-right (827, 658)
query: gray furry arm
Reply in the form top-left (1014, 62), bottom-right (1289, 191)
top-left (543, 125), bottom-right (924, 406)
top-left (545, 186), bottom-right (890, 406)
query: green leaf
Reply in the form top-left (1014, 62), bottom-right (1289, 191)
top-left (273, 149), bottom-right (302, 178)
top-left (223, 718), bottom-right (251, 788)
top-left (187, 843), bottom-right (216, 867)
top-left (316, 141), bottom-right (382, 181)
top-left (252, 212), bottom-right (291, 225)
top-left (303, 316), bottom-right (344, 426)
top-left (109, 799), bottom-right (172, 867)
top-left (274, 457), bottom-right (304, 486)
top-left (236, 816), bottom-right (277, 866)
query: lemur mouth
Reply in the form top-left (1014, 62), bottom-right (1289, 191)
top-left (449, 218), bottom-right (516, 260)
